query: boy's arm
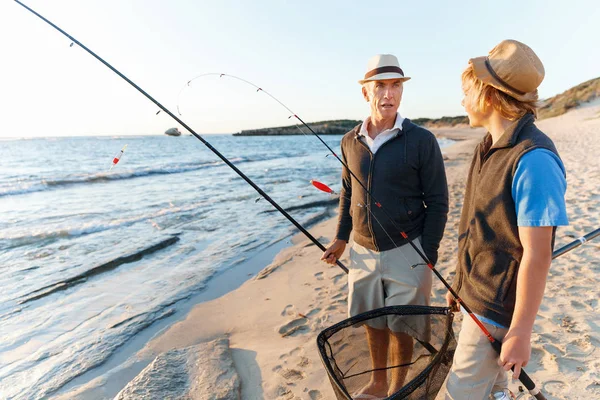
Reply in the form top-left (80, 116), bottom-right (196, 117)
top-left (498, 226), bottom-right (553, 378)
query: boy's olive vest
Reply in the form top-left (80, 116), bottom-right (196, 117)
top-left (455, 113), bottom-right (559, 327)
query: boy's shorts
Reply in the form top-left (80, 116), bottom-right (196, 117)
top-left (436, 315), bottom-right (509, 399)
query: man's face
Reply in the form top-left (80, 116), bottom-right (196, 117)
top-left (461, 81), bottom-right (489, 127)
top-left (363, 79), bottom-right (403, 120)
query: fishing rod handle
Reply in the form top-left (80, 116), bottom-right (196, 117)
top-left (490, 338), bottom-right (546, 399)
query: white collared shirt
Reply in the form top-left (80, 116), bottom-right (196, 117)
top-left (358, 113), bottom-right (405, 154)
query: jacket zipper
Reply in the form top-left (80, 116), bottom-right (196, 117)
top-left (356, 138), bottom-right (378, 251)
top-left (356, 133), bottom-right (403, 251)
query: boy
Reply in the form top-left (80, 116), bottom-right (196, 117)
top-left (439, 40), bottom-right (568, 399)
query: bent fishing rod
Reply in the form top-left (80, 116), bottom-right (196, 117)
top-left (180, 76), bottom-right (551, 398)
top-left (182, 75), bottom-right (600, 400)
top-left (13, 0), bottom-right (349, 274)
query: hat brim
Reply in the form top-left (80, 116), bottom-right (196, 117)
top-left (470, 56), bottom-right (538, 102)
top-left (358, 72), bottom-right (411, 85)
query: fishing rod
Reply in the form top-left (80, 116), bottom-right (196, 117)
top-left (182, 74), bottom-right (599, 400)
top-left (552, 228), bottom-right (600, 259)
top-left (13, 0), bottom-right (349, 274)
top-left (310, 180), bottom-right (426, 267)
top-left (180, 76), bottom-right (547, 398)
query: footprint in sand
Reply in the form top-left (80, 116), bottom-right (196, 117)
top-left (330, 293), bottom-right (345, 300)
top-left (275, 385), bottom-right (298, 400)
top-left (297, 356), bottom-right (310, 368)
top-left (278, 317), bottom-right (309, 337)
top-left (585, 382), bottom-right (600, 395)
top-left (278, 347), bottom-right (303, 360)
top-left (306, 308), bottom-right (321, 318)
top-left (543, 343), bottom-right (564, 358)
top-left (558, 357), bottom-right (586, 374)
top-left (310, 314), bottom-right (330, 330)
top-left (279, 368), bottom-right (305, 381)
top-left (567, 334), bottom-right (593, 353)
top-left (331, 273), bottom-right (345, 284)
top-left (314, 272), bottom-right (324, 280)
top-left (530, 347), bottom-right (546, 366)
top-left (543, 379), bottom-right (569, 396)
top-left (570, 299), bottom-right (593, 311)
top-left (281, 304), bottom-right (296, 316)
top-left (308, 389), bottom-right (323, 399)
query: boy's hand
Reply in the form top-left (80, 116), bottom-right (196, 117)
top-left (321, 239), bottom-right (347, 265)
top-left (498, 328), bottom-right (531, 379)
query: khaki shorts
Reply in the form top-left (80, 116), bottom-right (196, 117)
top-left (436, 316), bottom-right (509, 399)
top-left (347, 238), bottom-right (432, 335)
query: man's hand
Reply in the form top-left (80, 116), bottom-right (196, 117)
top-left (446, 291), bottom-right (459, 311)
top-left (321, 239), bottom-right (347, 265)
top-left (498, 328), bottom-right (531, 379)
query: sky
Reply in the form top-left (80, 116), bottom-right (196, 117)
top-left (1, 0), bottom-right (599, 137)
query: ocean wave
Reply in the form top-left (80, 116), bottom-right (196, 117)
top-left (262, 197), bottom-right (339, 213)
top-left (0, 155), bottom-right (268, 198)
top-left (0, 201), bottom-right (207, 249)
top-left (19, 235), bottom-right (180, 305)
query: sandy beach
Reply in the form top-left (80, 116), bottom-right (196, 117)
top-left (61, 104), bottom-right (600, 400)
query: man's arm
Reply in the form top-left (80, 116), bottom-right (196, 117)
top-left (418, 134), bottom-right (449, 265)
top-left (322, 143), bottom-right (352, 264)
top-left (499, 226), bottom-right (553, 378)
top-left (335, 144), bottom-right (353, 242)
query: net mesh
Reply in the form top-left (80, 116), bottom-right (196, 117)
top-left (317, 305), bottom-right (456, 400)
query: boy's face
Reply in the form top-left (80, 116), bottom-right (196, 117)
top-left (362, 79), bottom-right (403, 121)
top-left (461, 81), bottom-right (489, 127)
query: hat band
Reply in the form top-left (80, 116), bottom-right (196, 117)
top-left (484, 58), bottom-right (526, 96)
top-left (364, 66), bottom-right (404, 80)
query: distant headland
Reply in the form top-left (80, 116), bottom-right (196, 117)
top-left (233, 77), bottom-right (599, 136)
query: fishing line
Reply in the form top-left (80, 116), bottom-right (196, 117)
top-left (19, 3), bottom-right (598, 397)
top-left (177, 73), bottom-right (318, 139)
top-left (14, 0), bottom-right (349, 274)
top-left (310, 180), bottom-right (423, 270)
top-left (179, 72), bottom-right (550, 399)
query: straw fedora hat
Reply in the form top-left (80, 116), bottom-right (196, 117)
top-left (470, 40), bottom-right (544, 102)
top-left (358, 54), bottom-right (411, 85)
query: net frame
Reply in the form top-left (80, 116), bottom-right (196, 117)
top-left (317, 305), bottom-right (455, 400)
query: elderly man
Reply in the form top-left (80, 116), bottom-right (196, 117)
top-left (321, 54), bottom-right (449, 398)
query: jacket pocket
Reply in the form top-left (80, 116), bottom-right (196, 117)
top-left (398, 197), bottom-right (424, 223)
top-left (468, 250), bottom-right (518, 304)
top-left (351, 199), bottom-right (370, 237)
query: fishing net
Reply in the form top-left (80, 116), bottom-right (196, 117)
top-left (317, 305), bottom-right (456, 400)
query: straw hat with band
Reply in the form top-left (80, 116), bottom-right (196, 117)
top-left (469, 39), bottom-right (544, 102)
top-left (358, 54), bottom-right (410, 85)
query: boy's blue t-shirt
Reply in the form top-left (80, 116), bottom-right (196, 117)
top-left (511, 149), bottom-right (569, 227)
top-left (470, 148), bottom-right (569, 329)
